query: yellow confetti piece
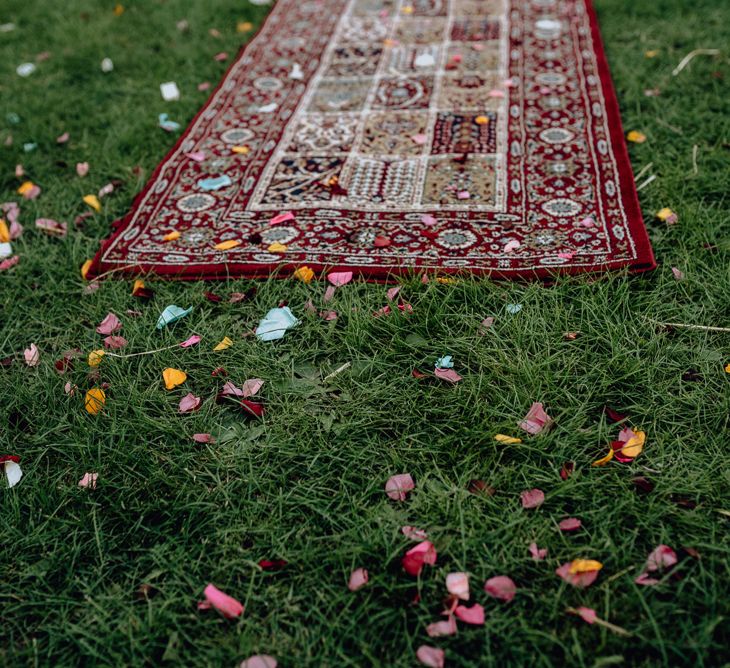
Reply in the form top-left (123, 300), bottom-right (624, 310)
top-left (436, 277), bottom-right (458, 284)
top-left (215, 239), bottom-right (241, 251)
top-left (402, 5), bottom-right (414, 13)
top-left (626, 131), bottom-right (647, 144)
top-left (231, 145), bottom-right (250, 155)
top-left (656, 208), bottom-right (678, 224)
top-left (81, 259), bottom-right (93, 279)
top-left (0, 220), bottom-right (9, 243)
top-left (163, 231), bottom-right (181, 241)
top-left (591, 448), bottom-right (614, 467)
top-left (113, 3), bottom-right (125, 16)
top-left (213, 336), bottom-right (233, 351)
top-left (568, 559), bottom-right (603, 575)
top-left (725, 364), bottom-right (730, 374)
top-left (294, 266), bottom-right (315, 283)
top-left (83, 194), bottom-right (102, 212)
top-left (620, 430), bottom-right (645, 459)
top-left (644, 50), bottom-right (659, 58)
top-left (17, 181), bottom-right (36, 196)
top-left (237, 21), bottom-right (253, 33)
top-left (132, 279), bottom-right (145, 294)
top-left (494, 434), bottom-right (522, 444)
top-left (85, 387), bottom-right (106, 415)
top-left (267, 242), bottom-right (287, 252)
top-left (163, 367), bottom-right (187, 390)
top-left (88, 350), bottom-right (105, 367)
top-left (475, 115), bottom-right (490, 125)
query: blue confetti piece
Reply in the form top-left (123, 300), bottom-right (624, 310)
top-left (435, 355), bottom-right (454, 369)
top-left (23, 142), bottom-right (37, 153)
top-left (156, 304), bottom-right (193, 330)
top-left (506, 304), bottom-right (523, 315)
top-left (255, 307), bottom-right (299, 342)
top-left (197, 175), bottom-right (232, 191)
top-left (158, 113), bottom-right (181, 132)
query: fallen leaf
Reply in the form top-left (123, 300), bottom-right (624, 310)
top-left (163, 368), bottom-right (187, 390)
top-left (385, 473), bottom-right (415, 501)
top-left (85, 387), bottom-right (106, 415)
top-left (519, 402), bottom-right (553, 434)
top-left (78, 472), bottom-right (98, 489)
top-left (348, 568), bottom-right (368, 592)
top-left (484, 575), bottom-right (517, 602)
top-left (445, 572), bottom-right (469, 600)
top-left (258, 559), bottom-right (287, 571)
top-left (416, 646), bottom-right (445, 668)
top-left (520, 488), bottom-right (545, 509)
top-left (96, 312), bottom-right (122, 335)
top-left (197, 584), bottom-right (243, 619)
top-left (179, 393), bottom-right (201, 413)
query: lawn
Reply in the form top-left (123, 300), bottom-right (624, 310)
top-left (1, 0), bottom-right (729, 666)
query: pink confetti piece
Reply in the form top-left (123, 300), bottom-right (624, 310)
top-left (185, 151), bottom-right (206, 161)
top-left (270, 211), bottom-right (295, 225)
top-left (197, 583), bottom-right (243, 619)
top-left (180, 335), bottom-right (201, 348)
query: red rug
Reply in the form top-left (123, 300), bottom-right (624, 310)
top-left (88, 0), bottom-right (655, 281)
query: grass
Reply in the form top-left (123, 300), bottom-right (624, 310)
top-left (1, 0), bottom-right (729, 666)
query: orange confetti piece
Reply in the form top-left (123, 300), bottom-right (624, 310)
top-left (132, 279), bottom-right (145, 294)
top-left (267, 242), bottom-right (287, 252)
top-left (163, 231), bottom-right (181, 241)
top-left (591, 448), bottom-right (614, 467)
top-left (85, 388), bottom-right (106, 415)
top-left (88, 350), bottom-right (105, 367)
top-left (81, 259), bottom-right (93, 279)
top-left (475, 115), bottom-right (490, 125)
top-left (83, 194), bottom-right (102, 212)
top-left (0, 220), bottom-right (9, 243)
top-left (656, 208), bottom-right (678, 224)
top-left (568, 559), bottom-right (603, 575)
top-left (293, 266), bottom-right (315, 283)
top-left (231, 145), bottom-right (250, 155)
top-left (215, 239), bottom-right (241, 251)
top-left (494, 434), bottom-right (522, 444)
top-left (17, 181), bottom-right (36, 196)
top-left (626, 131), bottom-right (647, 144)
top-left (237, 21), bottom-right (253, 33)
top-left (213, 336), bottom-right (233, 351)
top-left (163, 368), bottom-right (187, 390)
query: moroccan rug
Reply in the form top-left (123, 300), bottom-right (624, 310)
top-left (88, 0), bottom-right (656, 281)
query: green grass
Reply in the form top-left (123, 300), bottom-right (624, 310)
top-left (1, 0), bottom-right (729, 666)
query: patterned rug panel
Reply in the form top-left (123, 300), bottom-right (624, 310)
top-left (89, 0), bottom-right (656, 280)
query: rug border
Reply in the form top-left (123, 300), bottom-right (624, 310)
top-left (86, 0), bottom-right (657, 283)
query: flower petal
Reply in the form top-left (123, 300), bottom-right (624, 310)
top-left (239, 656), bottom-right (277, 668)
top-left (484, 575), bottom-right (517, 602)
top-left (445, 572), bottom-right (469, 601)
top-left (426, 616), bottom-right (457, 637)
top-left (178, 393), bottom-right (201, 413)
top-left (558, 517), bottom-right (582, 532)
top-left (520, 488), bottom-right (545, 509)
top-left (163, 368), bottom-right (187, 390)
top-left (78, 472), bottom-right (98, 489)
top-left (519, 402), bottom-right (553, 434)
top-left (416, 645), bottom-right (445, 668)
top-left (454, 603), bottom-right (485, 625)
top-left (327, 271), bottom-right (353, 287)
top-left (402, 541), bottom-right (437, 576)
top-left (24, 343), bottom-right (39, 367)
top-left (198, 584), bottom-right (243, 619)
top-left (646, 544), bottom-right (678, 572)
top-left (85, 387), bottom-right (106, 415)
top-left (385, 473), bottom-right (414, 501)
top-left (528, 542), bottom-right (548, 561)
top-left (348, 567), bottom-right (369, 592)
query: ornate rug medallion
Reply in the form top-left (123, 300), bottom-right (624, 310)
top-left (89, 0), bottom-right (656, 280)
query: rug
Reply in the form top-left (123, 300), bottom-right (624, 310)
top-left (88, 0), bottom-right (656, 281)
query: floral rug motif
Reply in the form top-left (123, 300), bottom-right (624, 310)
top-left (89, 0), bottom-right (656, 280)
